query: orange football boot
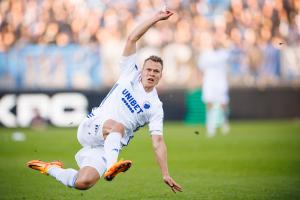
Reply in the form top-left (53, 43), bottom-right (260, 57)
top-left (27, 160), bottom-right (63, 175)
top-left (104, 160), bottom-right (132, 181)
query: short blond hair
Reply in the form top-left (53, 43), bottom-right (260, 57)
top-left (143, 55), bottom-right (163, 69)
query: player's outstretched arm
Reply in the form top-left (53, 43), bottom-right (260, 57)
top-left (122, 10), bottom-right (173, 56)
top-left (151, 135), bottom-right (182, 193)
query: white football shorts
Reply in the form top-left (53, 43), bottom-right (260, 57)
top-left (77, 116), bottom-right (105, 147)
top-left (75, 146), bottom-right (107, 176)
top-left (75, 116), bottom-right (107, 176)
top-left (202, 88), bottom-right (229, 104)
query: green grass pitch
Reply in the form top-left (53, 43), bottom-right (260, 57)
top-left (0, 121), bottom-right (300, 200)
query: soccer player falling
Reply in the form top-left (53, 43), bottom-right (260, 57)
top-left (27, 10), bottom-right (182, 193)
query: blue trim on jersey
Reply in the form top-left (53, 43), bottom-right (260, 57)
top-left (87, 112), bottom-right (95, 118)
top-left (134, 64), bottom-right (138, 70)
top-left (120, 122), bottom-right (148, 148)
top-left (101, 156), bottom-right (107, 164)
top-left (99, 83), bottom-right (119, 107)
top-left (133, 122), bottom-right (147, 132)
top-left (121, 135), bottom-right (134, 147)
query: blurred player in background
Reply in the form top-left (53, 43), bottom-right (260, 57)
top-left (27, 10), bottom-right (182, 193)
top-left (198, 32), bottom-right (230, 137)
top-left (30, 108), bottom-right (47, 130)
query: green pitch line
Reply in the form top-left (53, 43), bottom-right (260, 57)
top-left (0, 120), bottom-right (299, 200)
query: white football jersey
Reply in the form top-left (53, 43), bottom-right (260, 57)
top-left (198, 48), bottom-right (229, 91)
top-left (92, 53), bottom-right (164, 147)
top-left (198, 48), bottom-right (229, 104)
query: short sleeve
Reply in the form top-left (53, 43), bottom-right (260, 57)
top-left (119, 53), bottom-right (139, 77)
top-left (149, 102), bottom-right (164, 135)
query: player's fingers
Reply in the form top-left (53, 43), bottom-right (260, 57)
top-left (168, 179), bottom-right (179, 188)
top-left (163, 176), bottom-right (182, 193)
top-left (171, 186), bottom-right (177, 193)
top-left (171, 181), bottom-right (182, 192)
top-left (173, 181), bottom-right (182, 190)
top-left (173, 184), bottom-right (182, 192)
top-left (170, 184), bottom-right (182, 193)
top-left (166, 180), bottom-right (182, 193)
top-left (166, 182), bottom-right (177, 193)
top-left (164, 180), bottom-right (175, 193)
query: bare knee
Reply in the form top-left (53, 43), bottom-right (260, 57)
top-left (75, 167), bottom-right (100, 190)
top-left (75, 178), bottom-right (95, 190)
top-left (113, 122), bottom-right (125, 134)
top-left (102, 119), bottom-right (125, 139)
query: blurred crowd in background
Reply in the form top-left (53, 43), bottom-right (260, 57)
top-left (0, 0), bottom-right (300, 90)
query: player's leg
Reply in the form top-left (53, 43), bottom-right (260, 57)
top-left (27, 120), bottom-right (98, 189)
top-left (206, 102), bottom-right (216, 137)
top-left (27, 160), bottom-right (78, 188)
top-left (76, 117), bottom-right (131, 181)
top-left (203, 87), bottom-right (217, 137)
top-left (74, 166), bottom-right (100, 190)
top-left (102, 119), bottom-right (125, 168)
top-left (48, 165), bottom-right (78, 187)
top-left (74, 146), bottom-right (106, 189)
top-left (220, 103), bottom-right (230, 134)
top-left (219, 91), bottom-right (230, 134)
top-left (102, 119), bottom-right (132, 181)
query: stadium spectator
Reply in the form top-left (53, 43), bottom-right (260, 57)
top-left (27, 10), bottom-right (182, 193)
top-left (227, 28), bottom-right (248, 85)
top-left (244, 28), bottom-right (264, 85)
top-left (0, 0), bottom-right (300, 89)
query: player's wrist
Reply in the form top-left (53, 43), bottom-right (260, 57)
top-left (151, 16), bottom-right (161, 24)
top-left (162, 174), bottom-right (170, 179)
top-left (153, 12), bottom-right (166, 22)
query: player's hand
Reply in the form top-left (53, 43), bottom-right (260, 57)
top-left (163, 176), bottom-right (182, 193)
top-left (155, 10), bottom-right (174, 21)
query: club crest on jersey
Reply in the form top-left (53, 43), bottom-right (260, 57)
top-left (143, 101), bottom-right (151, 109)
top-left (122, 89), bottom-right (143, 114)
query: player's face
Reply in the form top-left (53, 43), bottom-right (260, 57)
top-left (141, 60), bottom-right (162, 91)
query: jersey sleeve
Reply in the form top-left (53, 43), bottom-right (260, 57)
top-left (149, 102), bottom-right (164, 135)
top-left (119, 53), bottom-right (139, 80)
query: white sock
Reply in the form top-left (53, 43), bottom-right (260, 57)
top-left (104, 132), bottom-right (122, 169)
top-left (48, 167), bottom-right (78, 188)
top-left (206, 108), bottom-right (216, 137)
